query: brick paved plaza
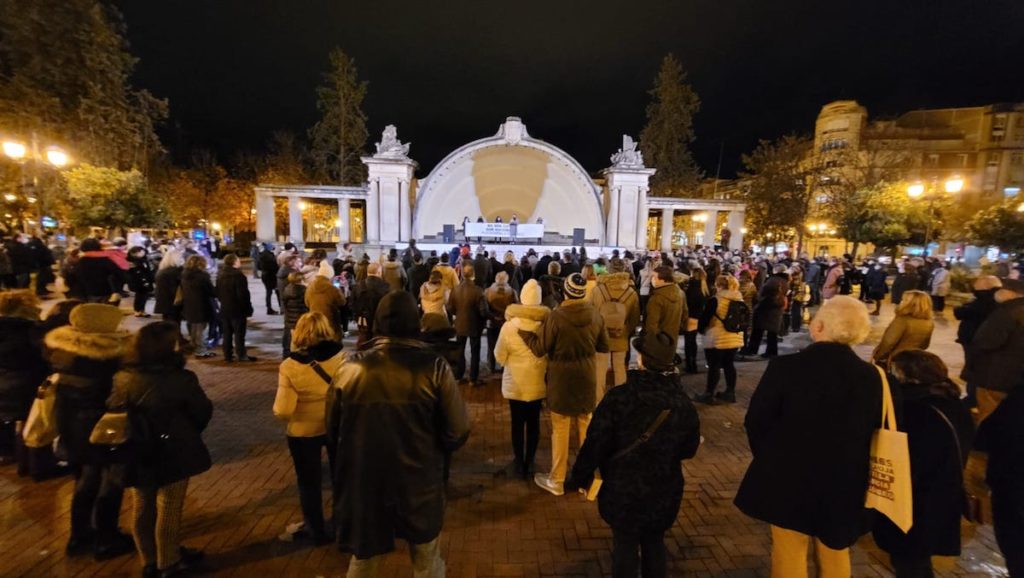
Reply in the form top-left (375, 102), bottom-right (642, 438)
top-left (0, 276), bottom-right (1010, 577)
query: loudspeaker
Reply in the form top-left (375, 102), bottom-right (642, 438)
top-left (572, 228), bottom-right (585, 246)
top-left (442, 224), bottom-right (455, 243)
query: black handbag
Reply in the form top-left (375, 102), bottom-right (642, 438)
top-left (928, 404), bottom-right (983, 524)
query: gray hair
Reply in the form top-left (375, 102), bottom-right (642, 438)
top-left (811, 295), bottom-right (871, 345)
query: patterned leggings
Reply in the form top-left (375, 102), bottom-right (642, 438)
top-left (131, 479), bottom-right (189, 570)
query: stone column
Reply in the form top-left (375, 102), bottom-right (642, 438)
top-left (287, 196), bottom-right (303, 245)
top-left (660, 207), bottom-right (674, 252)
top-left (399, 179), bottom-right (412, 242)
top-left (604, 186), bottom-right (621, 247)
top-left (255, 189), bottom-right (275, 242)
top-left (602, 154), bottom-right (654, 250)
top-left (337, 197), bottom-right (351, 243)
top-left (727, 210), bottom-right (745, 251)
top-left (362, 156), bottom-right (417, 246)
top-left (365, 179), bottom-right (380, 244)
top-left (704, 210), bottom-right (718, 248)
top-left (636, 186), bottom-right (649, 250)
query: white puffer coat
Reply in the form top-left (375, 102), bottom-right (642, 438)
top-left (495, 302), bottom-right (549, 402)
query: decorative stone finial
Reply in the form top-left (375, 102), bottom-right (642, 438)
top-left (374, 125), bottom-right (411, 159)
top-left (610, 135), bottom-right (645, 168)
top-left (497, 117), bottom-right (529, 145)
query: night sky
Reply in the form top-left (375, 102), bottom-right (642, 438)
top-left (114, 0), bottom-right (1024, 178)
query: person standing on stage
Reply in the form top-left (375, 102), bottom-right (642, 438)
top-left (510, 214), bottom-right (518, 245)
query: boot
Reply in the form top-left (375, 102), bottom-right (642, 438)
top-left (715, 389), bottom-right (737, 403)
top-left (694, 390), bottom-right (715, 404)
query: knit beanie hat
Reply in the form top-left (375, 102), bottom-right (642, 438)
top-left (520, 279), bottom-right (542, 306)
top-left (564, 273), bottom-right (587, 300)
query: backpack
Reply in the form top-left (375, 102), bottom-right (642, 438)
top-left (597, 284), bottom-right (628, 339)
top-left (716, 299), bottom-right (751, 333)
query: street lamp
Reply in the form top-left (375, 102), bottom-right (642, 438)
top-left (45, 147), bottom-right (69, 167)
top-left (907, 177), bottom-right (964, 256)
top-left (2, 134), bottom-right (72, 233)
top-left (2, 141), bottom-right (26, 160)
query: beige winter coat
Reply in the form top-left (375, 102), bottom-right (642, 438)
top-left (494, 304), bottom-right (549, 402)
top-left (419, 282), bottom-right (449, 316)
top-left (702, 289), bottom-right (746, 350)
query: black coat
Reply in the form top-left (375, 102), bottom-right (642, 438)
top-left (258, 249), bottom-right (279, 286)
top-left (180, 268), bottom-right (216, 324)
top-left (954, 289), bottom-right (999, 346)
top-left (45, 326), bottom-right (129, 465)
top-left (963, 297), bottom-right (1024, 393)
top-left (567, 369), bottom-right (701, 535)
top-left (0, 317), bottom-right (48, 421)
top-left (864, 268), bottom-right (889, 300)
top-left (326, 337), bottom-right (470, 558)
top-left (684, 279), bottom-right (707, 321)
top-left (975, 384), bottom-right (1024, 493)
top-left (873, 387), bottom-right (974, 557)
top-left (890, 272), bottom-right (918, 305)
top-left (753, 273), bottom-right (789, 330)
top-left (216, 266), bottom-right (253, 319)
top-left (76, 254), bottom-right (123, 300)
top-left (353, 277), bottom-right (390, 336)
top-left (127, 255), bottom-right (155, 293)
top-left (735, 342), bottom-right (882, 550)
top-left (408, 263), bottom-right (431, 301)
top-left (153, 266), bottom-right (182, 317)
top-left (109, 366), bottom-right (213, 488)
top-left (282, 282), bottom-right (308, 329)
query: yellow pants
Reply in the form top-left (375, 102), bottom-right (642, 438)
top-left (595, 351), bottom-right (627, 403)
top-left (549, 411), bottom-right (591, 484)
top-left (770, 525), bottom-right (851, 578)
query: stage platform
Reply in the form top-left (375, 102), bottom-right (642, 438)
top-left (358, 242), bottom-right (629, 259)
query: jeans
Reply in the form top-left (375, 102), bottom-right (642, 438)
top-left (221, 317), bottom-right (248, 360)
top-left (612, 529), bottom-right (667, 578)
top-left (346, 536), bottom-right (444, 578)
top-left (509, 400), bottom-right (542, 473)
top-left (187, 322), bottom-right (208, 355)
top-left (287, 435), bottom-right (335, 539)
top-left (770, 525), bottom-right (850, 578)
top-left (455, 333), bottom-right (482, 382)
top-left (889, 553), bottom-right (934, 578)
top-left (71, 463), bottom-right (126, 543)
top-left (992, 489), bottom-right (1024, 578)
top-left (549, 411), bottom-right (591, 484)
top-left (131, 479), bottom-right (189, 570)
top-left (133, 290), bottom-right (149, 313)
top-left (487, 323), bottom-right (502, 371)
top-left (705, 348), bottom-right (738, 394)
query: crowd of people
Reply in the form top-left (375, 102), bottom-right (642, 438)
top-left (1, 231), bottom-right (1024, 578)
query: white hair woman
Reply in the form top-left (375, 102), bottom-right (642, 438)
top-left (735, 296), bottom-right (882, 578)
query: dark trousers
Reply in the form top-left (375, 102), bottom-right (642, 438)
top-left (683, 330), bottom-right (698, 371)
top-left (455, 333), bottom-right (482, 381)
top-left (931, 295), bottom-right (946, 312)
top-left (487, 323), bottom-right (503, 371)
top-left (705, 348), bottom-right (738, 394)
top-left (612, 529), bottom-right (667, 578)
top-left (889, 554), bottom-right (934, 578)
top-left (509, 400), bottom-right (542, 471)
top-left (746, 318), bottom-right (778, 356)
top-left (792, 303), bottom-right (805, 330)
top-left (286, 435), bottom-right (335, 539)
top-left (262, 280), bottom-right (279, 311)
top-left (71, 463), bottom-right (125, 542)
top-left (221, 317), bottom-right (248, 360)
top-left (36, 267), bottom-right (54, 295)
top-left (283, 325), bottom-right (293, 357)
top-left (133, 290), bottom-right (149, 313)
top-left (993, 489), bottom-right (1024, 578)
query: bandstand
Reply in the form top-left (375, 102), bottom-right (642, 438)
top-left (254, 117), bottom-right (745, 255)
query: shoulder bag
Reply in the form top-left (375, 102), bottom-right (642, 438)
top-left (865, 365), bottom-right (914, 533)
top-left (586, 409), bottom-right (672, 501)
top-left (23, 376), bottom-right (59, 449)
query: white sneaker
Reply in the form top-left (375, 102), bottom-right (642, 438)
top-left (534, 473), bottom-right (564, 496)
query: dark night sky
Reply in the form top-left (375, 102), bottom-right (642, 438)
top-left (114, 0), bottom-right (1024, 178)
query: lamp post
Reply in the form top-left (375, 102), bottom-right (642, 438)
top-left (907, 176), bottom-right (964, 256)
top-left (2, 132), bottom-right (70, 234)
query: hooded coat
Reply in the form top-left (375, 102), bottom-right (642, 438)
top-left (46, 326), bottom-right (130, 464)
top-left (521, 299), bottom-right (609, 416)
top-left (734, 342), bottom-right (883, 550)
top-left (326, 335), bottom-right (470, 558)
top-left (644, 283), bottom-right (684, 344)
top-left (419, 282), bottom-right (449, 316)
top-left (568, 369), bottom-right (701, 535)
top-left (305, 276), bottom-right (346, 327)
top-left (381, 260), bottom-right (407, 292)
top-left (591, 273), bottom-right (641, 352)
top-left (495, 288), bottom-right (549, 403)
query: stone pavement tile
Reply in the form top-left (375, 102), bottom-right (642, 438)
top-left (0, 278), bottom-right (1009, 576)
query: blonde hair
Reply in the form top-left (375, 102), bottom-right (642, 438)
top-left (291, 312), bottom-right (338, 351)
top-left (811, 295), bottom-right (871, 345)
top-left (715, 274), bottom-right (739, 292)
top-left (896, 290), bottom-right (933, 320)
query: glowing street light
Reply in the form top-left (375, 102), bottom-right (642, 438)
top-left (907, 183), bottom-right (925, 198)
top-left (45, 147), bottom-right (69, 167)
top-left (945, 177), bottom-right (964, 194)
top-left (2, 140), bottom-right (26, 160)
top-left (1017, 203), bottom-right (1024, 213)
top-left (3, 194), bottom-right (15, 202)
top-left (211, 222), bottom-right (222, 232)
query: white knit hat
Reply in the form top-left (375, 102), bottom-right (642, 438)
top-left (318, 260), bottom-right (334, 279)
top-left (520, 279), bottom-right (542, 306)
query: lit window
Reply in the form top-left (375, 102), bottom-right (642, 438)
top-left (1005, 186), bottom-right (1021, 198)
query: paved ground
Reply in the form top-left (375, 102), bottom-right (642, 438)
top-left (0, 273), bottom-right (1011, 577)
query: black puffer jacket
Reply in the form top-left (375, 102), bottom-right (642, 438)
top-left (326, 337), bottom-right (470, 558)
top-left (45, 326), bottom-right (130, 465)
top-left (568, 369), bottom-right (701, 535)
top-left (109, 365), bottom-right (213, 488)
top-left (0, 317), bottom-right (48, 421)
top-left (282, 282), bottom-right (309, 329)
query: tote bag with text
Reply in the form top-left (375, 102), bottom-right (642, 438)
top-left (864, 365), bottom-right (913, 533)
